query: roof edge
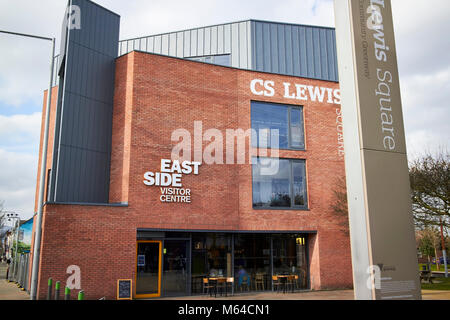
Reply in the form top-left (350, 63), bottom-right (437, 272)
top-left (119, 19), bottom-right (335, 43)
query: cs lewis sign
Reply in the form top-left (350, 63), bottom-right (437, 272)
top-left (334, 0), bottom-right (421, 300)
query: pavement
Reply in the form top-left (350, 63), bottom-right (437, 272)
top-left (0, 262), bottom-right (448, 300)
top-left (421, 290), bottom-right (450, 300)
top-left (0, 262), bottom-right (29, 300)
top-left (161, 289), bottom-right (450, 300)
top-left (161, 290), bottom-right (356, 300)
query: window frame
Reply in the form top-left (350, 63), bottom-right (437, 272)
top-left (251, 157), bottom-right (309, 211)
top-left (251, 101), bottom-right (306, 151)
top-left (185, 53), bottom-right (231, 67)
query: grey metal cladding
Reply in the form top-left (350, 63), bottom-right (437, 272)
top-left (251, 20), bottom-right (338, 82)
top-left (52, 0), bottom-right (120, 203)
top-left (118, 21), bottom-right (251, 70)
top-left (117, 20), bottom-right (338, 81)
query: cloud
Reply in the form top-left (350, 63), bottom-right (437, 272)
top-left (0, 0), bottom-right (66, 108)
top-left (0, 112), bottom-right (42, 152)
top-left (0, 0), bottom-right (449, 218)
top-left (98, 0), bottom-right (335, 40)
top-left (401, 66), bottom-right (450, 161)
top-left (392, 0), bottom-right (450, 77)
top-left (391, 0), bottom-right (450, 159)
top-left (0, 112), bottom-right (41, 219)
top-left (0, 149), bottom-right (38, 220)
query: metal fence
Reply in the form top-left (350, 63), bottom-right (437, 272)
top-left (8, 253), bottom-right (30, 292)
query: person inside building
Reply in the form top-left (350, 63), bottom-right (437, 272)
top-left (237, 265), bottom-right (250, 290)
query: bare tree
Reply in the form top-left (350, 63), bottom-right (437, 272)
top-left (417, 227), bottom-right (441, 269)
top-left (409, 151), bottom-right (449, 231)
top-left (330, 175), bottom-right (350, 236)
top-left (0, 200), bottom-right (5, 229)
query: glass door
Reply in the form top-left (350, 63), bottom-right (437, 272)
top-left (136, 241), bottom-right (162, 298)
top-left (163, 240), bottom-right (190, 296)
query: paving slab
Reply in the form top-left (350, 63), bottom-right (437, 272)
top-left (161, 289), bottom-right (450, 301)
top-left (0, 262), bottom-right (448, 300)
top-left (0, 263), bottom-right (29, 300)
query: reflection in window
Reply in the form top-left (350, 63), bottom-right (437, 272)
top-left (290, 108), bottom-right (305, 148)
top-left (293, 161), bottom-right (307, 206)
top-left (272, 234), bottom-right (308, 289)
top-left (186, 54), bottom-right (231, 67)
top-left (251, 101), bottom-right (305, 150)
top-left (252, 158), bottom-right (308, 209)
top-left (253, 158), bottom-right (291, 208)
top-left (191, 233), bottom-right (232, 294)
top-left (234, 234), bottom-right (271, 292)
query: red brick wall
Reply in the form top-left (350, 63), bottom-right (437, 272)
top-left (33, 87), bottom-right (58, 213)
top-left (109, 54), bottom-right (134, 204)
top-left (30, 86), bottom-right (58, 292)
top-left (35, 52), bottom-right (352, 299)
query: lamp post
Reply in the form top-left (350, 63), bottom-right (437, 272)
top-left (5, 213), bottom-right (19, 281)
top-left (0, 30), bottom-right (55, 300)
top-left (440, 218), bottom-right (448, 278)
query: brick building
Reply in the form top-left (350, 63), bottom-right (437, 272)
top-left (30, 0), bottom-right (353, 299)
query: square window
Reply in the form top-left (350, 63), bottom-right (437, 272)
top-left (251, 101), bottom-right (304, 150)
top-left (252, 157), bottom-right (308, 210)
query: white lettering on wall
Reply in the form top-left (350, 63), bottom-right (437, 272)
top-left (336, 108), bottom-right (345, 157)
top-left (252, 79), bottom-right (341, 105)
top-left (376, 68), bottom-right (395, 151)
top-left (367, 1), bottom-right (397, 151)
top-left (250, 79), bottom-right (275, 97)
top-left (144, 159), bottom-right (201, 203)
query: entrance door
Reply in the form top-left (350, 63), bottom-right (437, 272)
top-left (136, 241), bottom-right (162, 298)
top-left (163, 240), bottom-right (190, 296)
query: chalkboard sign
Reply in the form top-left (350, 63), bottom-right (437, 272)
top-left (117, 279), bottom-right (132, 300)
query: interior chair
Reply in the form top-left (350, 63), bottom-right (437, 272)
top-left (272, 275), bottom-right (281, 292)
top-left (202, 278), bottom-right (214, 295)
top-left (299, 269), bottom-right (307, 288)
top-left (226, 277), bottom-right (234, 296)
top-left (294, 274), bottom-right (300, 290)
top-left (240, 275), bottom-right (250, 292)
top-left (255, 273), bottom-right (265, 291)
top-left (217, 278), bottom-right (227, 296)
top-left (287, 275), bottom-right (295, 292)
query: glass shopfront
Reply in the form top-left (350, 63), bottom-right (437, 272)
top-left (191, 233), bottom-right (232, 294)
top-left (163, 240), bottom-right (190, 297)
top-left (234, 234), bottom-right (271, 292)
top-left (136, 231), bottom-right (310, 298)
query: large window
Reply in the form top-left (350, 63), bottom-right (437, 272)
top-left (251, 101), bottom-right (305, 150)
top-left (234, 234), bottom-right (271, 291)
top-left (252, 158), bottom-right (308, 209)
top-left (272, 234), bottom-right (308, 289)
top-left (191, 233), bottom-right (232, 294)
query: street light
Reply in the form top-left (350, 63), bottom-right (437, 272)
top-left (0, 30), bottom-right (55, 300)
top-left (440, 218), bottom-right (448, 278)
top-left (5, 212), bottom-right (20, 282)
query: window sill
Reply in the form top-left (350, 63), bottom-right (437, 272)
top-left (252, 207), bottom-right (310, 211)
top-left (252, 146), bottom-right (306, 152)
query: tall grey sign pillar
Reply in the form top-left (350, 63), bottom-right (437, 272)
top-left (334, 0), bottom-right (421, 300)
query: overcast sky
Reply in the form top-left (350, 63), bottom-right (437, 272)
top-left (0, 0), bottom-right (449, 220)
